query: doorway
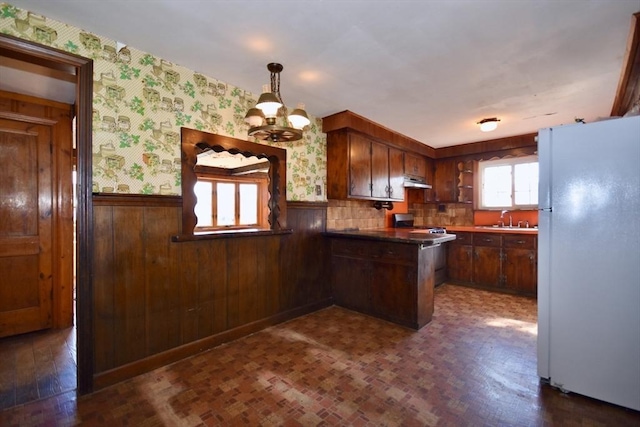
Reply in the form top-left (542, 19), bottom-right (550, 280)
top-left (0, 93), bottom-right (75, 409)
top-left (0, 33), bottom-right (94, 398)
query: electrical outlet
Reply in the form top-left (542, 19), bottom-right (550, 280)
top-left (315, 184), bottom-right (322, 196)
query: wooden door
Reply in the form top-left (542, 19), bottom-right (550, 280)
top-left (472, 233), bottom-right (502, 288)
top-left (370, 261), bottom-right (415, 326)
top-left (348, 133), bottom-right (372, 198)
top-left (0, 118), bottom-right (53, 337)
top-left (473, 246), bottom-right (502, 288)
top-left (447, 244), bottom-right (473, 283)
top-left (387, 147), bottom-right (404, 201)
top-left (503, 248), bottom-right (537, 296)
top-left (370, 141), bottom-right (389, 199)
top-left (433, 158), bottom-right (457, 202)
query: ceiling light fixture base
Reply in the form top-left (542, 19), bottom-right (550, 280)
top-left (477, 117), bottom-right (500, 132)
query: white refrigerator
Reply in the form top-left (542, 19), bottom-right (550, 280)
top-left (537, 115), bottom-right (640, 411)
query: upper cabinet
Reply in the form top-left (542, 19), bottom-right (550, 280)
top-left (432, 158), bottom-right (474, 204)
top-left (404, 152), bottom-right (426, 180)
top-left (456, 160), bottom-right (474, 204)
top-left (433, 158), bottom-right (458, 203)
top-left (323, 110), bottom-right (437, 204)
top-left (327, 130), bottom-right (404, 201)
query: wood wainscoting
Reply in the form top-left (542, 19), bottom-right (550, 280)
top-left (92, 195), bottom-right (331, 389)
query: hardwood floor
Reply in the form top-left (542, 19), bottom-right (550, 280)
top-left (0, 326), bottom-right (76, 411)
top-left (1, 284), bottom-right (638, 426)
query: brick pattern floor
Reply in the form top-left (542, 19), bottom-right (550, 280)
top-left (1, 284), bottom-right (639, 426)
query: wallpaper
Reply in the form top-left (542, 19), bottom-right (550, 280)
top-left (0, 3), bottom-right (327, 201)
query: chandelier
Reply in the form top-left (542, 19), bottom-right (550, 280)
top-left (245, 63), bottom-right (310, 142)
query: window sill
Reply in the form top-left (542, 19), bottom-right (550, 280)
top-left (171, 228), bottom-right (293, 242)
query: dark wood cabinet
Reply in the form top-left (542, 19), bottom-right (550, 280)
top-left (371, 142), bottom-right (404, 200)
top-left (456, 160), bottom-right (474, 204)
top-left (327, 130), bottom-right (404, 202)
top-left (348, 132), bottom-right (372, 198)
top-left (502, 234), bottom-right (537, 295)
top-left (433, 158), bottom-right (475, 204)
top-left (446, 231), bottom-right (537, 297)
top-left (432, 243), bottom-right (447, 286)
top-left (331, 253), bottom-right (372, 313)
top-left (370, 262), bottom-right (416, 324)
top-left (433, 159), bottom-right (458, 202)
top-left (329, 237), bottom-right (436, 329)
top-left (404, 152), bottom-right (426, 179)
top-left (446, 232), bottom-right (473, 283)
top-left (387, 145), bottom-right (405, 201)
top-left (473, 234), bottom-right (502, 288)
top-left (407, 156), bottom-right (436, 204)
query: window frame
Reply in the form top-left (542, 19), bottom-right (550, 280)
top-left (477, 155), bottom-right (539, 210)
top-left (179, 128), bottom-right (288, 236)
top-left (193, 173), bottom-right (268, 232)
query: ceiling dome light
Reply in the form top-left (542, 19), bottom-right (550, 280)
top-left (245, 62), bottom-right (310, 142)
top-left (477, 117), bottom-right (500, 132)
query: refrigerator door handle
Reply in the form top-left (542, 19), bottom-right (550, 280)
top-left (538, 207), bottom-right (553, 212)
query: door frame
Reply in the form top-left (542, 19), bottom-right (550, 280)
top-left (0, 34), bottom-right (94, 394)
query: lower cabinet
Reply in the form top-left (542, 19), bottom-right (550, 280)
top-left (446, 232), bottom-right (473, 283)
top-left (502, 235), bottom-right (537, 295)
top-left (446, 232), bottom-right (537, 297)
top-left (330, 238), bottom-right (435, 329)
top-left (473, 234), bottom-right (502, 288)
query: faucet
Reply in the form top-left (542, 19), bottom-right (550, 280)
top-left (500, 210), bottom-right (512, 228)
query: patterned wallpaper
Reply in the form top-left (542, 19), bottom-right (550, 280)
top-left (0, 3), bottom-right (327, 201)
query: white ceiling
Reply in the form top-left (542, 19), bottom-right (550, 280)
top-left (5, 0), bottom-right (639, 148)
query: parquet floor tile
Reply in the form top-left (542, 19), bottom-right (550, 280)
top-left (1, 284), bottom-right (638, 426)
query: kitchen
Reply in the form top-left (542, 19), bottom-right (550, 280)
top-left (0, 1), bottom-right (639, 424)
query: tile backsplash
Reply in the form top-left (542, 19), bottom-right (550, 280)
top-left (326, 199), bottom-right (386, 230)
top-left (326, 200), bottom-right (475, 230)
top-left (410, 203), bottom-right (474, 227)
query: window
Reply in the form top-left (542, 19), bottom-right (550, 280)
top-left (478, 155), bottom-right (538, 209)
top-left (180, 129), bottom-right (288, 235)
top-left (193, 176), bottom-right (265, 230)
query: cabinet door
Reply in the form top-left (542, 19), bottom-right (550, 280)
top-left (473, 246), bottom-right (501, 287)
top-left (447, 244), bottom-right (473, 283)
top-left (349, 133), bottom-right (372, 197)
top-left (388, 146), bottom-right (405, 201)
top-left (433, 158), bottom-right (457, 202)
top-left (370, 261), bottom-right (415, 325)
top-left (404, 153), bottom-right (426, 179)
top-left (331, 255), bottom-right (371, 313)
top-left (371, 140), bottom-right (389, 199)
top-left (472, 233), bottom-right (502, 288)
top-left (503, 248), bottom-right (537, 296)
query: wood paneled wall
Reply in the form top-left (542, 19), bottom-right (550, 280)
top-left (92, 195), bottom-right (331, 389)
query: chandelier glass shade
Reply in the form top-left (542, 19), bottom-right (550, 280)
top-left (245, 63), bottom-right (310, 142)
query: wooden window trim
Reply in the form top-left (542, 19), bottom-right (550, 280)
top-left (194, 174), bottom-right (268, 231)
top-left (180, 128), bottom-right (288, 235)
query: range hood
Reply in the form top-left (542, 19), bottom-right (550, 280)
top-left (403, 176), bottom-right (432, 189)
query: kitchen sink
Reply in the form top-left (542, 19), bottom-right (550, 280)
top-left (476, 226), bottom-right (537, 231)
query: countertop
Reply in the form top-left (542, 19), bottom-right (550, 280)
top-left (445, 225), bottom-right (538, 234)
top-left (324, 228), bottom-right (457, 246)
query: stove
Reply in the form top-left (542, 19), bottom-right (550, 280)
top-left (392, 213), bottom-right (446, 234)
